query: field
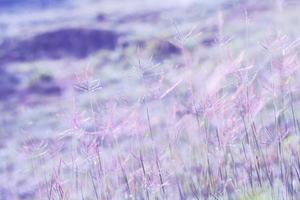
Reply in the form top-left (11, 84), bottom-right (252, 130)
top-left (1, 0), bottom-right (300, 199)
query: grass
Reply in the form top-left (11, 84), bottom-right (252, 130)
top-left (29, 32), bottom-right (300, 199)
top-left (2, 1), bottom-right (300, 200)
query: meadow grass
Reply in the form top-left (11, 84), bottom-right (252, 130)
top-left (15, 2), bottom-right (300, 200)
